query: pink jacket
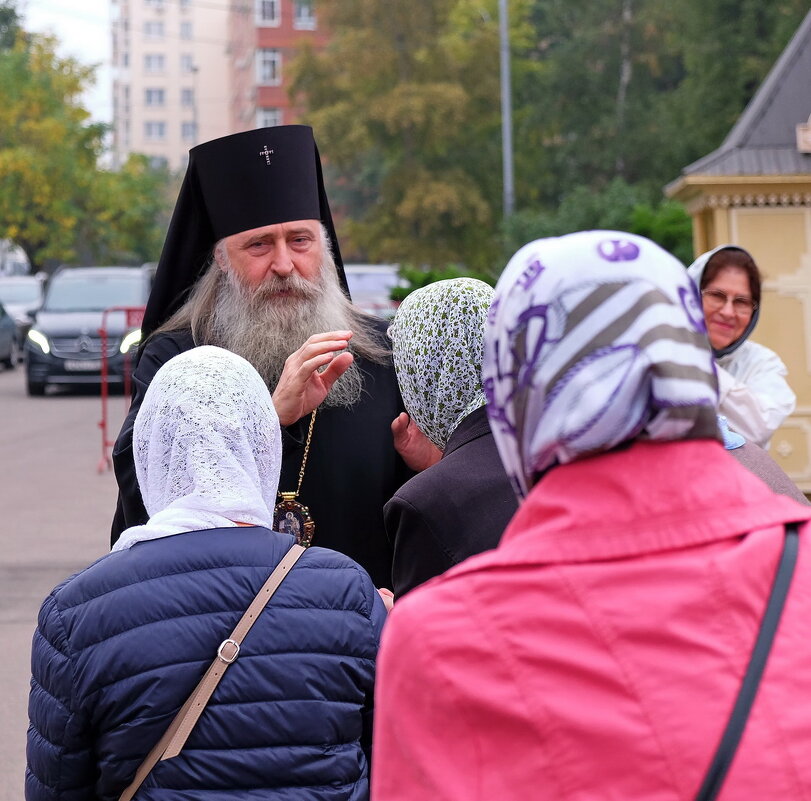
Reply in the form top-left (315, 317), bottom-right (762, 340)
top-left (372, 440), bottom-right (811, 800)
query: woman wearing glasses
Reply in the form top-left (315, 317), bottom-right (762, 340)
top-left (688, 245), bottom-right (795, 447)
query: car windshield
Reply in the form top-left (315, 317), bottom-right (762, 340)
top-left (44, 273), bottom-right (145, 312)
top-left (0, 282), bottom-right (41, 304)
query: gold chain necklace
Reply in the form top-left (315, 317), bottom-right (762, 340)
top-left (273, 409), bottom-right (316, 546)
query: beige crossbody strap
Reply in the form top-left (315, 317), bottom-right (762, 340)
top-left (118, 543), bottom-right (307, 801)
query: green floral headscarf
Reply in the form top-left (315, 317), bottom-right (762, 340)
top-left (388, 278), bottom-right (494, 449)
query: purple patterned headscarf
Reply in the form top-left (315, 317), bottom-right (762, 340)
top-left (483, 231), bottom-right (721, 499)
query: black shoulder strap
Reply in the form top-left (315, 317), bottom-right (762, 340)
top-left (694, 522), bottom-right (800, 801)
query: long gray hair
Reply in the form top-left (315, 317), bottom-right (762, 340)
top-left (151, 225), bottom-right (390, 403)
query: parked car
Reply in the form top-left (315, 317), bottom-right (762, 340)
top-left (0, 274), bottom-right (44, 360)
top-left (0, 300), bottom-right (17, 368)
top-left (344, 264), bottom-right (404, 319)
top-left (24, 266), bottom-right (150, 396)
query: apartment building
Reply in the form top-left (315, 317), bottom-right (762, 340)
top-left (111, 0), bottom-right (231, 171)
top-left (111, 1), bottom-right (328, 170)
top-left (229, 0), bottom-right (328, 133)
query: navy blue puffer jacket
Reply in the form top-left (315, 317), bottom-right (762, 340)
top-left (26, 527), bottom-right (386, 801)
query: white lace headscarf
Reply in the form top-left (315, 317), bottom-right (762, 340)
top-left (112, 346), bottom-right (281, 551)
top-left (388, 278), bottom-right (494, 449)
top-left (483, 231), bottom-right (721, 500)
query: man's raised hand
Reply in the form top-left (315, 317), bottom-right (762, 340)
top-left (272, 331), bottom-right (354, 426)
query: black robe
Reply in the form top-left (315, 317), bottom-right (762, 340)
top-left (383, 406), bottom-right (518, 598)
top-left (111, 328), bottom-right (412, 588)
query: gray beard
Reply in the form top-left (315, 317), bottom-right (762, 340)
top-left (209, 266), bottom-right (364, 409)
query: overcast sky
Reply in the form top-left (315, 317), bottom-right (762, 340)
top-left (20, 0), bottom-right (112, 123)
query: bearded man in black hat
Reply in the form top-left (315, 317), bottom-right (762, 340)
top-left (111, 126), bottom-right (432, 588)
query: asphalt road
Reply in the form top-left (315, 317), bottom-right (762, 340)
top-left (0, 364), bottom-right (127, 800)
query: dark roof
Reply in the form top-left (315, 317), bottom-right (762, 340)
top-left (679, 10), bottom-right (811, 178)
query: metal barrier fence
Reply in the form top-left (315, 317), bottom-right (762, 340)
top-left (97, 305), bottom-right (145, 473)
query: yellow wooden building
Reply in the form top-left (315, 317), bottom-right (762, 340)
top-left (667, 10), bottom-right (811, 489)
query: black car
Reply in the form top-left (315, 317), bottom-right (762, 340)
top-left (0, 300), bottom-right (17, 368)
top-left (0, 275), bottom-right (44, 359)
top-left (25, 266), bottom-right (150, 396)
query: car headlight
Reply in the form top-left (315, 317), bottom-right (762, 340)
top-left (120, 328), bottom-right (141, 354)
top-left (27, 329), bottom-right (50, 354)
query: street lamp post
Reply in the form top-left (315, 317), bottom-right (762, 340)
top-left (499, 0), bottom-right (514, 219)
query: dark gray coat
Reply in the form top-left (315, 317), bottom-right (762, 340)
top-left (384, 406), bottom-right (518, 598)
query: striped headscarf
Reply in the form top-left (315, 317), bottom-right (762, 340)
top-left (483, 231), bottom-right (721, 499)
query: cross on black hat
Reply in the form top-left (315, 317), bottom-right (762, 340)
top-left (141, 125), bottom-right (347, 341)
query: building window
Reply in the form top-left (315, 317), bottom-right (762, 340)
top-left (145, 88), bottom-right (165, 106)
top-left (143, 20), bottom-right (164, 38)
top-left (144, 53), bottom-right (165, 73)
top-left (294, 0), bottom-right (316, 29)
top-left (179, 0), bottom-right (191, 7)
top-left (256, 49), bottom-right (281, 85)
top-left (181, 88), bottom-right (194, 107)
top-left (180, 20), bottom-right (192, 39)
top-left (256, 107), bottom-right (283, 128)
top-left (145, 0), bottom-right (165, 8)
top-left (256, 0), bottom-right (281, 26)
top-left (181, 121), bottom-right (196, 141)
top-left (180, 53), bottom-right (195, 73)
top-left (149, 155), bottom-right (169, 170)
top-left (145, 121), bottom-right (166, 140)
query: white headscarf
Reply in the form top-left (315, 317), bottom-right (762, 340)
top-left (686, 244), bottom-right (760, 358)
top-left (388, 278), bottom-right (494, 449)
top-left (483, 231), bottom-right (720, 500)
top-left (113, 346), bottom-right (282, 551)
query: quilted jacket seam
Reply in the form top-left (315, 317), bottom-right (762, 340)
top-left (45, 591), bottom-right (80, 796)
top-left (58, 560), bottom-right (362, 612)
top-left (73, 603), bottom-right (375, 653)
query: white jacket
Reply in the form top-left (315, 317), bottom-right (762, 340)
top-left (717, 339), bottom-right (796, 447)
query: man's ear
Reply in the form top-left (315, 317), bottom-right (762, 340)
top-left (214, 241), bottom-right (229, 273)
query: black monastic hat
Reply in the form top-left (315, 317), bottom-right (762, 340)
top-left (141, 125), bottom-right (347, 340)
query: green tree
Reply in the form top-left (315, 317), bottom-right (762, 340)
top-left (659, 0), bottom-right (810, 172)
top-left (0, 18), bottom-right (173, 271)
top-left (502, 178), bottom-right (693, 265)
top-left (293, 0), bottom-right (534, 272)
top-left (293, 0), bottom-right (808, 276)
top-left (0, 0), bottom-right (20, 49)
top-left (391, 262), bottom-right (485, 302)
top-left (0, 30), bottom-right (105, 272)
top-left (513, 0), bottom-right (697, 202)
top-left (79, 155), bottom-right (174, 266)
top-left (628, 200), bottom-right (693, 266)
top-left (516, 0), bottom-right (809, 203)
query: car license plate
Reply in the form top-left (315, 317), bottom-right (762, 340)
top-left (64, 360), bottom-right (102, 371)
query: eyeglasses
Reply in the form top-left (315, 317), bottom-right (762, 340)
top-left (701, 289), bottom-right (757, 316)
